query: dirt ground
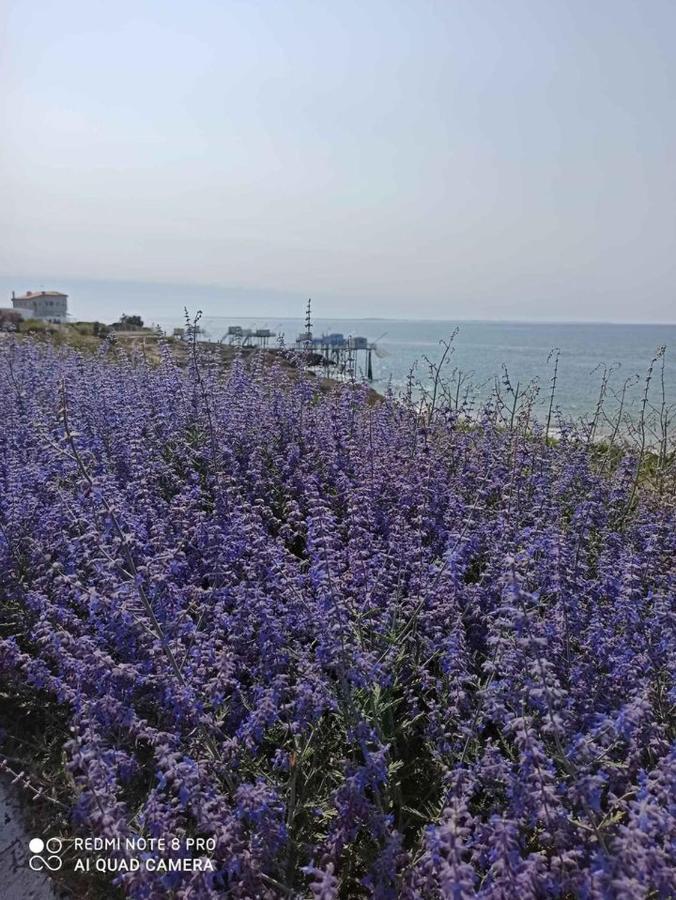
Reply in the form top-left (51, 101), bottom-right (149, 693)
top-left (0, 778), bottom-right (62, 900)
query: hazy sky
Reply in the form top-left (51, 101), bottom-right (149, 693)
top-left (1, 0), bottom-right (675, 321)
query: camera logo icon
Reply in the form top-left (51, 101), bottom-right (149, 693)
top-left (28, 837), bottom-right (63, 872)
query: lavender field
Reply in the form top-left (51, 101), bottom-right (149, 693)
top-left (1, 337), bottom-right (674, 899)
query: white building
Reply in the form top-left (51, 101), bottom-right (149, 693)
top-left (11, 290), bottom-right (68, 322)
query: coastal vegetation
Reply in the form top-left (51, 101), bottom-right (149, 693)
top-left (0, 334), bottom-right (674, 898)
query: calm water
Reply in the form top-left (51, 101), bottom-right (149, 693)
top-left (2, 276), bottom-right (673, 423)
top-left (154, 314), bottom-right (676, 426)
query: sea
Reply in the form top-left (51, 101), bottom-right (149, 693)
top-left (153, 314), bottom-right (676, 429)
top-left (1, 276), bottom-right (674, 426)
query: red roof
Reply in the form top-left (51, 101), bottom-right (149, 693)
top-left (13, 290), bottom-right (68, 301)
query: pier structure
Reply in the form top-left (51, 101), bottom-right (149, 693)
top-left (295, 330), bottom-right (374, 381)
top-left (173, 324), bottom-right (203, 341)
top-left (225, 326), bottom-right (275, 348)
top-left (220, 300), bottom-right (375, 380)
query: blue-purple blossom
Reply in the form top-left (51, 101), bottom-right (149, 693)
top-left (0, 337), bottom-right (674, 897)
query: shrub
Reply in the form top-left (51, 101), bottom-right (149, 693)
top-left (111, 314), bottom-right (144, 331)
top-left (0, 339), bottom-right (674, 898)
top-left (0, 309), bottom-right (22, 330)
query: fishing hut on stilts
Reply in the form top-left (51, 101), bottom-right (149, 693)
top-left (295, 299), bottom-right (375, 381)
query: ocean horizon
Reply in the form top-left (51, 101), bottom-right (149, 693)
top-left (2, 276), bottom-right (674, 424)
top-left (151, 313), bottom-right (676, 428)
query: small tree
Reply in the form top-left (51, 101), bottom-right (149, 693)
top-left (0, 309), bottom-right (22, 331)
top-left (112, 314), bottom-right (144, 330)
